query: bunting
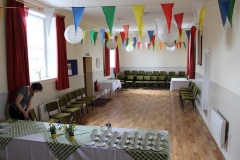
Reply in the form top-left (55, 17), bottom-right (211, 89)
top-left (218, 0), bottom-right (231, 27)
top-left (117, 37), bottom-right (121, 48)
top-left (191, 2), bottom-right (203, 24)
top-left (132, 5), bottom-right (145, 38)
top-left (147, 30), bottom-right (154, 44)
top-left (100, 29), bottom-right (105, 44)
top-left (102, 6), bottom-right (116, 36)
top-left (112, 27), bottom-right (117, 39)
top-left (185, 30), bottom-right (191, 41)
top-left (176, 42), bottom-right (179, 49)
top-left (43, 8), bottom-right (55, 34)
top-left (161, 3), bottom-right (174, 33)
top-left (137, 42), bottom-right (141, 50)
top-left (179, 42), bottom-right (182, 49)
top-left (133, 37), bottom-right (137, 48)
top-left (125, 38), bottom-right (129, 46)
top-left (199, 7), bottom-right (206, 35)
top-left (90, 30), bottom-right (95, 44)
top-left (123, 25), bottom-right (129, 38)
top-left (159, 42), bottom-right (163, 50)
top-left (183, 42), bottom-right (186, 49)
top-left (0, 7), bottom-right (2, 21)
top-left (152, 35), bottom-right (156, 47)
top-left (174, 13), bottom-right (184, 38)
top-left (120, 32), bottom-right (125, 43)
top-left (147, 43), bottom-right (151, 50)
top-left (93, 31), bottom-right (98, 45)
top-left (140, 22), bottom-right (145, 39)
top-left (227, 0), bottom-right (236, 28)
top-left (82, 31), bottom-right (86, 43)
top-left (72, 7), bottom-right (85, 34)
top-left (107, 32), bottom-right (111, 40)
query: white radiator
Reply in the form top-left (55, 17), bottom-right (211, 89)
top-left (210, 108), bottom-right (226, 149)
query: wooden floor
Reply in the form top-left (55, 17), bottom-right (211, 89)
top-left (79, 88), bottom-right (225, 160)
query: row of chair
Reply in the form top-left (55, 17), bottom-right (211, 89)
top-left (29, 88), bottom-right (96, 123)
top-left (179, 81), bottom-right (199, 110)
top-left (123, 70), bottom-right (187, 77)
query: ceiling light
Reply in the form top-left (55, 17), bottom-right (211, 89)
top-left (118, 18), bottom-right (123, 22)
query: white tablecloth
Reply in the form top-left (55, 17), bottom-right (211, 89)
top-left (0, 125), bottom-right (170, 160)
top-left (98, 80), bottom-right (121, 91)
top-left (170, 78), bottom-right (188, 91)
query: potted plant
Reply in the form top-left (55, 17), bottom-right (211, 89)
top-left (64, 117), bottom-right (77, 142)
top-left (48, 122), bottom-right (57, 140)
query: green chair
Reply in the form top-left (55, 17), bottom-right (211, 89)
top-left (124, 70), bottom-right (131, 75)
top-left (142, 76), bottom-right (151, 87)
top-left (28, 108), bottom-right (38, 121)
top-left (117, 74), bottom-right (125, 82)
top-left (68, 91), bottom-right (87, 116)
top-left (135, 76), bottom-right (143, 87)
top-left (153, 71), bottom-right (159, 76)
top-left (80, 88), bottom-right (96, 110)
top-left (138, 70), bottom-right (145, 76)
top-left (168, 71), bottom-right (176, 76)
top-left (166, 76), bottom-right (175, 88)
top-left (125, 75), bottom-right (134, 87)
top-left (75, 89), bottom-right (92, 112)
top-left (150, 76), bottom-right (158, 88)
top-left (145, 71), bottom-right (152, 76)
top-left (131, 70), bottom-right (138, 81)
top-left (157, 76), bottom-right (166, 88)
top-left (179, 71), bottom-right (187, 78)
top-left (46, 101), bottom-right (69, 123)
top-left (181, 86), bottom-right (199, 110)
top-left (160, 71), bottom-right (167, 78)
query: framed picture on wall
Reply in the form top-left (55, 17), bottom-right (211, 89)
top-left (96, 58), bottom-right (100, 68)
top-left (197, 30), bottom-right (202, 66)
top-left (67, 60), bottom-right (78, 76)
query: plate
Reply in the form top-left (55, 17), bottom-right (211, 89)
top-left (95, 142), bottom-right (105, 147)
top-left (0, 122), bottom-right (10, 128)
top-left (116, 145), bottom-right (127, 150)
top-left (84, 140), bottom-right (94, 146)
top-left (122, 139), bottom-right (130, 144)
top-left (130, 140), bottom-right (140, 144)
top-left (99, 137), bottom-right (108, 142)
top-left (0, 128), bottom-right (9, 134)
top-left (105, 143), bottom-right (116, 148)
top-left (128, 145), bottom-right (139, 150)
top-left (151, 146), bottom-right (162, 151)
top-left (140, 146), bottom-right (151, 151)
top-left (151, 141), bottom-right (163, 145)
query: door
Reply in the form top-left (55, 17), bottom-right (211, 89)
top-left (83, 57), bottom-right (93, 96)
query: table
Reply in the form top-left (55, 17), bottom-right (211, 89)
top-left (0, 121), bottom-right (170, 160)
top-left (98, 80), bottom-right (122, 98)
top-left (170, 78), bottom-right (188, 91)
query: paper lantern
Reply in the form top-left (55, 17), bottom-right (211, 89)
top-left (126, 44), bottom-right (134, 52)
top-left (64, 25), bottom-right (83, 44)
top-left (166, 42), bottom-right (175, 47)
top-left (166, 46), bottom-right (176, 52)
top-left (106, 40), bottom-right (117, 50)
top-left (158, 23), bottom-right (178, 43)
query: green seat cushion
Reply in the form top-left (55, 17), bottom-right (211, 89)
top-left (50, 113), bottom-right (69, 119)
top-left (63, 108), bottom-right (79, 113)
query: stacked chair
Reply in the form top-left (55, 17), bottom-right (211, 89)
top-left (178, 71), bottom-right (187, 78)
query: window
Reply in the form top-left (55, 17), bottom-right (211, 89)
top-left (110, 49), bottom-right (115, 68)
top-left (26, 10), bottom-right (57, 82)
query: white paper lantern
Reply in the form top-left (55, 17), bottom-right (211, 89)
top-left (64, 25), bottom-right (83, 44)
top-left (158, 23), bottom-right (178, 43)
top-left (166, 46), bottom-right (176, 52)
top-left (106, 40), bottom-right (117, 50)
top-left (166, 42), bottom-right (175, 47)
top-left (126, 44), bottom-right (134, 52)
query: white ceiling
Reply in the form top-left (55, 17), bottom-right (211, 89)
top-left (38, 0), bottom-right (217, 32)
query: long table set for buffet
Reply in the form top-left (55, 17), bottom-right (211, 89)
top-left (0, 120), bottom-right (171, 160)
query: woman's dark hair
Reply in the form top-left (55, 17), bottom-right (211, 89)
top-left (31, 82), bottom-right (43, 91)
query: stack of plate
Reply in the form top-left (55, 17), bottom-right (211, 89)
top-left (0, 122), bottom-right (10, 134)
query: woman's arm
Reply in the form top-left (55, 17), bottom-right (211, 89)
top-left (26, 97), bottom-right (33, 113)
top-left (15, 93), bottom-right (29, 119)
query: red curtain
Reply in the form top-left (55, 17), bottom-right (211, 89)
top-left (104, 32), bottom-right (110, 76)
top-left (114, 37), bottom-right (120, 74)
top-left (187, 26), bottom-right (197, 79)
top-left (6, 0), bottom-right (30, 102)
top-left (56, 16), bottom-right (69, 90)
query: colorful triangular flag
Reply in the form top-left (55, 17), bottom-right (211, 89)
top-left (123, 25), bottom-right (129, 38)
top-left (199, 7), bottom-right (206, 35)
top-left (93, 31), bottom-right (98, 45)
top-left (147, 30), bottom-right (154, 44)
top-left (132, 5), bottom-right (145, 38)
top-left (174, 13), bottom-right (184, 38)
top-left (90, 30), bottom-right (95, 44)
top-left (218, 0), bottom-right (231, 27)
top-left (227, 0), bottom-right (236, 28)
top-left (43, 8), bottom-right (55, 34)
top-left (183, 42), bottom-right (186, 49)
top-left (191, 2), bottom-right (203, 24)
top-left (100, 29), bottom-right (105, 44)
top-left (102, 6), bottom-right (116, 36)
top-left (161, 3), bottom-right (174, 33)
top-left (72, 7), bottom-right (85, 34)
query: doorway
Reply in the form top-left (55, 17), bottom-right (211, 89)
top-left (83, 57), bottom-right (93, 96)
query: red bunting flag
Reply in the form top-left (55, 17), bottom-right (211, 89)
top-left (152, 35), bottom-right (156, 47)
top-left (137, 42), bottom-right (141, 50)
top-left (120, 32), bottom-right (125, 43)
top-left (161, 3), bottom-right (174, 33)
top-left (174, 13), bottom-right (184, 38)
top-left (123, 25), bottom-right (129, 38)
top-left (147, 43), bottom-right (151, 50)
top-left (176, 42), bottom-right (179, 49)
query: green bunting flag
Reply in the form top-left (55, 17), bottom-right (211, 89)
top-left (125, 38), bottom-right (129, 46)
top-left (90, 30), bottom-right (95, 44)
top-left (228, 0), bottom-right (236, 28)
top-left (93, 32), bottom-right (98, 45)
top-left (183, 42), bottom-right (186, 49)
top-left (102, 6), bottom-right (116, 36)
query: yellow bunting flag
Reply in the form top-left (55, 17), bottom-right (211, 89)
top-left (140, 21), bottom-right (145, 40)
top-left (0, 7), bottom-right (2, 21)
top-left (107, 32), bottom-right (111, 40)
top-left (132, 5), bottom-right (145, 38)
top-left (117, 37), bottom-right (121, 48)
top-left (199, 7), bottom-right (206, 35)
top-left (81, 31), bottom-right (86, 44)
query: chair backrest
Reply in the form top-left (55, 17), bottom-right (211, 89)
top-left (158, 76), bottom-right (165, 81)
top-left (124, 70), bottom-right (131, 75)
top-left (168, 76), bottom-right (175, 81)
top-left (117, 74), bottom-right (125, 81)
top-left (68, 91), bottom-right (77, 103)
top-left (145, 71), bottom-right (152, 76)
top-left (80, 88), bottom-right (87, 97)
top-left (138, 70), bottom-right (145, 75)
top-left (169, 71), bottom-right (175, 76)
top-left (193, 86), bottom-right (199, 98)
top-left (58, 96), bottom-right (68, 110)
top-left (46, 101), bottom-right (60, 116)
top-left (151, 76), bottom-right (157, 81)
top-left (75, 89), bottom-right (82, 100)
top-left (127, 75), bottom-right (134, 80)
top-left (179, 71), bottom-right (186, 76)
top-left (131, 70), bottom-right (138, 75)
top-left (153, 71), bottom-right (159, 76)
top-left (160, 71), bottom-right (167, 76)
top-left (143, 76), bottom-right (151, 81)
top-left (28, 108), bottom-right (38, 121)
top-left (136, 76), bottom-right (143, 81)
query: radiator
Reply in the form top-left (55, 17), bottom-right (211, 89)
top-left (210, 108), bottom-right (226, 149)
top-left (38, 99), bottom-right (59, 121)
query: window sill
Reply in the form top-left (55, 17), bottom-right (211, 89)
top-left (31, 77), bottom-right (56, 85)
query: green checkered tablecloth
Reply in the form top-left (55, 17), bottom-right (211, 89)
top-left (0, 120), bottom-right (47, 150)
top-left (125, 130), bottom-right (170, 160)
top-left (44, 125), bottom-right (97, 160)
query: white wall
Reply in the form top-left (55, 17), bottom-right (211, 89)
top-left (195, 1), bottom-right (240, 160)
